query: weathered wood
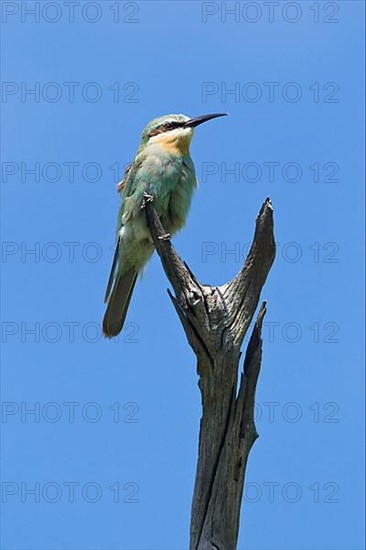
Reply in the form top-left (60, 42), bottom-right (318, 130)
top-left (144, 195), bottom-right (275, 550)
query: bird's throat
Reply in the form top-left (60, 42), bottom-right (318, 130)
top-left (152, 130), bottom-right (193, 155)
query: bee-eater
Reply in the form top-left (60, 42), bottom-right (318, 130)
top-left (102, 112), bottom-right (227, 338)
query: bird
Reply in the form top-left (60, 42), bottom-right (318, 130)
top-left (102, 112), bottom-right (228, 338)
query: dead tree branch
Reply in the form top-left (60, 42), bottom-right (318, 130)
top-left (144, 195), bottom-right (276, 550)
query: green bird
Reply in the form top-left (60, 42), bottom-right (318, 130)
top-left (102, 112), bottom-right (227, 338)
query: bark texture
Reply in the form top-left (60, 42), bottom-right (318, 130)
top-left (144, 196), bottom-right (276, 550)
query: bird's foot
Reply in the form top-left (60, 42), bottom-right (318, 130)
top-left (141, 192), bottom-right (154, 209)
top-left (158, 233), bottom-right (171, 241)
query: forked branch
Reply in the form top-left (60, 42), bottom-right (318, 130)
top-left (144, 195), bottom-right (275, 550)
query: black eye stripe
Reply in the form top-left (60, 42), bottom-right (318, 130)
top-left (148, 121), bottom-right (183, 138)
top-left (163, 122), bottom-right (179, 130)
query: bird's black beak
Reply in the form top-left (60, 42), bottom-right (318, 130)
top-left (184, 113), bottom-right (228, 128)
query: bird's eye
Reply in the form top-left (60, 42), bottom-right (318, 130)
top-left (163, 122), bottom-right (174, 131)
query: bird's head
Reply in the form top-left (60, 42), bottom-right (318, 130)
top-left (140, 113), bottom-right (228, 155)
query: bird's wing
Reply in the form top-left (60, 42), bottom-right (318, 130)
top-left (104, 155), bottom-right (144, 304)
top-left (116, 163), bottom-right (132, 193)
top-left (116, 154), bottom-right (146, 232)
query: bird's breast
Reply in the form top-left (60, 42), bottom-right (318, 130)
top-left (161, 157), bottom-right (197, 234)
top-left (122, 150), bottom-right (196, 242)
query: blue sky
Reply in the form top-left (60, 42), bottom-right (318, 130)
top-left (1, 1), bottom-right (364, 549)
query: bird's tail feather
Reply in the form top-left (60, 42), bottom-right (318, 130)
top-left (102, 269), bottom-right (137, 338)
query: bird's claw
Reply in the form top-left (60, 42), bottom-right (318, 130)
top-left (158, 233), bottom-right (171, 241)
top-left (141, 192), bottom-right (154, 209)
